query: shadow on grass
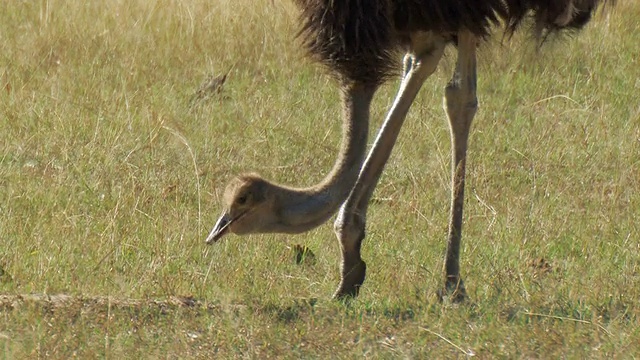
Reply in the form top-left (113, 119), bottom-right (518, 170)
top-left (1, 292), bottom-right (634, 328)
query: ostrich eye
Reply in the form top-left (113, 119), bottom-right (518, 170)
top-left (236, 193), bottom-right (249, 205)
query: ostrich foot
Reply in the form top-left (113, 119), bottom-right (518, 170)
top-left (437, 276), bottom-right (467, 304)
top-left (333, 259), bottom-right (367, 300)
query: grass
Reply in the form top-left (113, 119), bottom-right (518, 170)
top-left (1, 0), bottom-right (639, 357)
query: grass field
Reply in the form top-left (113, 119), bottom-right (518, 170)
top-left (1, 0), bottom-right (639, 358)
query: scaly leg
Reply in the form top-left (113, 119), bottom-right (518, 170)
top-left (333, 34), bottom-right (446, 299)
top-left (441, 31), bottom-right (478, 302)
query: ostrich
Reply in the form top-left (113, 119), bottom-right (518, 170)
top-left (205, 0), bottom-right (612, 301)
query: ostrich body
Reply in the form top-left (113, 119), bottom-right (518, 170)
top-left (206, 0), bottom-right (611, 301)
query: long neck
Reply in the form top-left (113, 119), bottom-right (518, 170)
top-left (275, 83), bottom-right (376, 233)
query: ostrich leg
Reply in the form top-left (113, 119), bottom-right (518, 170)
top-left (441, 31), bottom-right (478, 302)
top-left (333, 34), bottom-right (446, 299)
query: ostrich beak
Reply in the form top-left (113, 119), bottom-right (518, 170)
top-left (205, 212), bottom-right (232, 244)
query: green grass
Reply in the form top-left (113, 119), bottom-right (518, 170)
top-left (1, 0), bottom-right (639, 357)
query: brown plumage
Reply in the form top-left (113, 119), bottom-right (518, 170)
top-left (296, 0), bottom-right (611, 84)
top-left (207, 0), bottom-right (613, 301)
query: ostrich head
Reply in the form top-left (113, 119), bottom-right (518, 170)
top-left (205, 174), bottom-right (279, 244)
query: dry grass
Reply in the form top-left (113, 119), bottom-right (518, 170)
top-left (1, 0), bottom-right (639, 358)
